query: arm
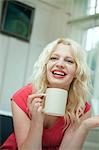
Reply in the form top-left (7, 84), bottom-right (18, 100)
top-left (66, 114), bottom-right (99, 150)
top-left (64, 122), bottom-right (89, 150)
top-left (11, 94), bottom-right (45, 150)
top-left (59, 110), bottom-right (91, 150)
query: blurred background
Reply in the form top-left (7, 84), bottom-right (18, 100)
top-left (0, 0), bottom-right (99, 149)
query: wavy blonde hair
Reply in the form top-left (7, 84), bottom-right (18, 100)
top-left (32, 38), bottom-right (91, 122)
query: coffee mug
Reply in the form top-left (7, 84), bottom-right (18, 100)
top-left (43, 88), bottom-right (68, 116)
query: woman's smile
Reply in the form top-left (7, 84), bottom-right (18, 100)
top-left (51, 69), bottom-right (66, 79)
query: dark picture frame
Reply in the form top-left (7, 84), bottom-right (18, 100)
top-left (0, 0), bottom-right (35, 42)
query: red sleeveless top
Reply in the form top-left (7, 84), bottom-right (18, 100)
top-left (0, 83), bottom-right (91, 150)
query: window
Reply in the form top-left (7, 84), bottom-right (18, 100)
top-left (85, 26), bottom-right (99, 51)
top-left (67, 0), bottom-right (99, 115)
top-left (87, 0), bottom-right (99, 15)
top-left (85, 26), bottom-right (99, 115)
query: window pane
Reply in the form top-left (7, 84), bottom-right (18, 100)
top-left (87, 0), bottom-right (96, 15)
top-left (86, 26), bottom-right (99, 51)
top-left (96, 0), bottom-right (99, 13)
top-left (87, 7), bottom-right (95, 14)
top-left (90, 0), bottom-right (96, 7)
top-left (96, 6), bottom-right (99, 13)
top-left (97, 0), bottom-right (99, 6)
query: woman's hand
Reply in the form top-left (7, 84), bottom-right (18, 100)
top-left (81, 115), bottom-right (99, 131)
top-left (27, 93), bottom-right (45, 126)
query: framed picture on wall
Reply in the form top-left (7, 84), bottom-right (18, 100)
top-left (0, 0), bottom-right (35, 42)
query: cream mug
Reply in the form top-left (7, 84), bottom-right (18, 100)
top-left (43, 88), bottom-right (68, 116)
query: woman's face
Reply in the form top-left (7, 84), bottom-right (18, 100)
top-left (46, 43), bottom-right (76, 90)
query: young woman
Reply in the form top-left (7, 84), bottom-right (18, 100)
top-left (3, 38), bottom-right (99, 150)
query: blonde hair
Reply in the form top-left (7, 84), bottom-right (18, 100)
top-left (32, 38), bottom-right (91, 122)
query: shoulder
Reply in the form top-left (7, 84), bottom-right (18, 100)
top-left (12, 83), bottom-right (33, 99)
top-left (79, 102), bottom-right (91, 122)
top-left (11, 83), bottom-right (33, 101)
top-left (11, 83), bottom-right (33, 116)
top-left (84, 102), bottom-right (91, 114)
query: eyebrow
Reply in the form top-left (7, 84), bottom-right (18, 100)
top-left (51, 53), bottom-right (74, 60)
top-left (51, 53), bottom-right (59, 56)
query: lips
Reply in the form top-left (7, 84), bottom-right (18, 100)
top-left (52, 70), bottom-right (66, 76)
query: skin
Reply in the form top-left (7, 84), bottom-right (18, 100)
top-left (47, 43), bottom-right (76, 90)
top-left (12, 43), bottom-right (99, 150)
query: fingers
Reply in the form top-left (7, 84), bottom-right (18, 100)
top-left (27, 93), bottom-right (45, 105)
top-left (27, 93), bottom-right (45, 113)
top-left (82, 116), bottom-right (99, 130)
top-left (33, 99), bottom-right (42, 111)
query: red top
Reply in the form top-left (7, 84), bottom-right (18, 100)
top-left (0, 83), bottom-right (91, 150)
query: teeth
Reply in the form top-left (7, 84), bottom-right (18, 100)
top-left (53, 71), bottom-right (65, 76)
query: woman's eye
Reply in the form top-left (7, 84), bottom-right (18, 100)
top-left (50, 57), bottom-right (58, 60)
top-left (66, 60), bottom-right (74, 64)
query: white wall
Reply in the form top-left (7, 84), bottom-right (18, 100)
top-left (0, 0), bottom-right (69, 114)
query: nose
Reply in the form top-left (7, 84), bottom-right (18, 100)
top-left (56, 59), bottom-right (65, 69)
